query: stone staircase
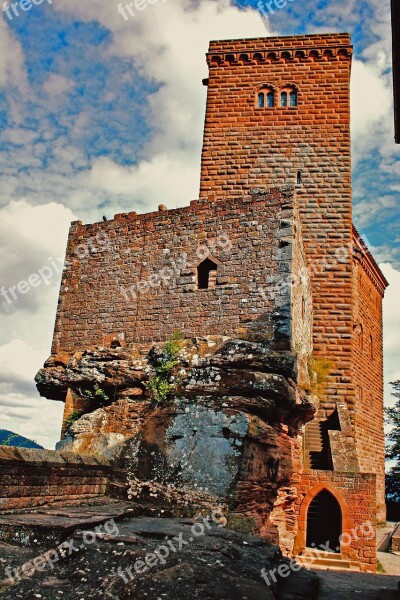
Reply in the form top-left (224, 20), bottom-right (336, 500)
top-left (295, 549), bottom-right (361, 572)
top-left (304, 420), bottom-right (333, 470)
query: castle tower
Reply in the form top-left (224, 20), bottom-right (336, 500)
top-left (199, 34), bottom-right (387, 523)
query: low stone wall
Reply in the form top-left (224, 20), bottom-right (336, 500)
top-left (392, 527), bottom-right (400, 552)
top-left (0, 447), bottom-right (111, 511)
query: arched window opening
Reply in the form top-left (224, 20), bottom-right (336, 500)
top-left (306, 489), bottom-right (342, 552)
top-left (197, 258), bottom-right (218, 290)
top-left (280, 86), bottom-right (298, 108)
top-left (359, 324), bottom-right (364, 351)
top-left (297, 170), bottom-right (302, 186)
top-left (257, 88), bottom-right (274, 108)
top-left (267, 91), bottom-right (274, 107)
top-left (369, 335), bottom-right (373, 359)
top-left (302, 297), bottom-right (306, 321)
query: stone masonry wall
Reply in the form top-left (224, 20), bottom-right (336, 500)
top-left (199, 33), bottom-right (356, 418)
top-left (51, 188), bottom-right (301, 353)
top-left (0, 447), bottom-right (111, 511)
top-left (352, 229), bottom-right (388, 523)
top-left (295, 470), bottom-right (376, 572)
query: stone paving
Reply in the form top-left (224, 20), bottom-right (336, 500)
top-left (0, 500), bottom-right (399, 599)
top-left (312, 522), bottom-right (400, 599)
top-left (315, 570), bottom-right (399, 599)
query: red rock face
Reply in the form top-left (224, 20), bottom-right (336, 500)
top-left (37, 336), bottom-right (316, 540)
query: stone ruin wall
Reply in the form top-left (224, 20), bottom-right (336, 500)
top-left (34, 186), bottom-right (317, 547)
top-left (0, 447), bottom-right (110, 512)
top-left (51, 188), bottom-right (306, 354)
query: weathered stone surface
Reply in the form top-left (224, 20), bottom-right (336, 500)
top-left (0, 513), bottom-right (319, 600)
top-left (57, 399), bottom-right (153, 459)
top-left (36, 337), bottom-right (316, 539)
top-left (35, 347), bottom-right (149, 401)
top-left (108, 399), bottom-right (304, 541)
top-left (37, 337), bottom-right (315, 424)
top-left (0, 499), bottom-right (133, 548)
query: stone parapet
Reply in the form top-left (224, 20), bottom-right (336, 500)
top-left (0, 447), bottom-right (111, 511)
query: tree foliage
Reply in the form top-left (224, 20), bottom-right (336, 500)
top-left (386, 381), bottom-right (400, 503)
top-left (0, 430), bottom-right (42, 449)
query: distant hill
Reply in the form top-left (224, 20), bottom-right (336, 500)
top-left (0, 430), bottom-right (43, 449)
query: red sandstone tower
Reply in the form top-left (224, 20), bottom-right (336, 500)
top-left (199, 34), bottom-right (388, 524)
top-left (36, 33), bottom-right (389, 572)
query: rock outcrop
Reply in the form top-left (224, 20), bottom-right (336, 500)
top-left (36, 337), bottom-right (316, 547)
top-left (0, 509), bottom-right (319, 600)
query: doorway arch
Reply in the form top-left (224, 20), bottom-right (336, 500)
top-left (295, 482), bottom-right (352, 557)
top-left (306, 489), bottom-right (342, 552)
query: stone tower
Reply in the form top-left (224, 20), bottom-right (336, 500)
top-left (35, 33), bottom-right (388, 572)
top-left (199, 34), bottom-right (387, 522)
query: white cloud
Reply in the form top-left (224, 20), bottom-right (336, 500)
top-left (0, 201), bottom-right (75, 447)
top-left (43, 74), bottom-right (75, 96)
top-left (350, 58), bottom-right (392, 144)
top-left (53, 0), bottom-right (270, 208)
top-left (0, 17), bottom-right (26, 91)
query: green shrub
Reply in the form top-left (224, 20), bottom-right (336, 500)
top-left (164, 330), bottom-right (184, 358)
top-left (82, 384), bottom-right (110, 409)
top-left (65, 410), bottom-right (83, 431)
top-left (145, 331), bottom-right (184, 404)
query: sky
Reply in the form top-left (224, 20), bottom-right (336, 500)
top-left (0, 0), bottom-right (399, 449)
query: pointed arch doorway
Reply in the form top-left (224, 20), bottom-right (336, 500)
top-left (306, 489), bottom-right (342, 553)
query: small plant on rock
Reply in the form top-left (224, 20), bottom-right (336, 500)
top-left (303, 356), bottom-right (334, 400)
top-left (65, 410), bottom-right (83, 431)
top-left (83, 384), bottom-right (111, 409)
top-left (145, 331), bottom-right (184, 404)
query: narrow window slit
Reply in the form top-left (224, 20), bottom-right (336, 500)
top-left (197, 258), bottom-right (218, 289)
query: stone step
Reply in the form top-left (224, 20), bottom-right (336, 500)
top-left (296, 555), bottom-right (352, 569)
top-left (295, 558), bottom-right (361, 572)
top-left (302, 549), bottom-right (344, 559)
top-left (296, 550), bottom-right (361, 572)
